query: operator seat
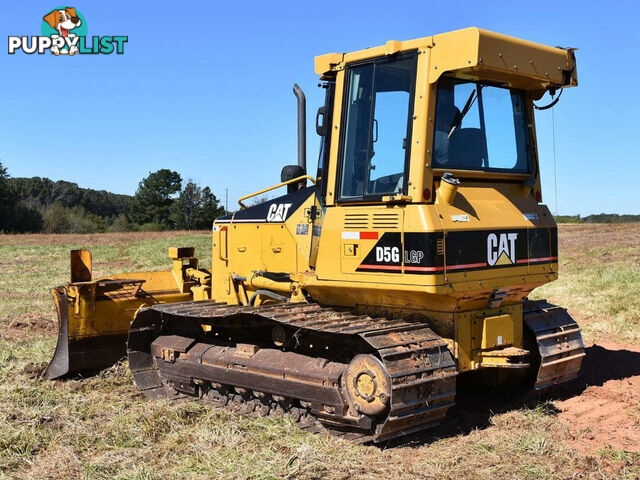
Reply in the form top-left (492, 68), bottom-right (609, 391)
top-left (449, 128), bottom-right (487, 169)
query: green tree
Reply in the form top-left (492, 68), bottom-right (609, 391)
top-left (170, 182), bottom-right (225, 230)
top-left (0, 162), bottom-right (13, 231)
top-left (41, 203), bottom-right (69, 233)
top-left (12, 200), bottom-right (43, 232)
top-left (7, 176), bottom-right (130, 223)
top-left (128, 169), bottom-right (182, 228)
top-left (196, 186), bottom-right (225, 228)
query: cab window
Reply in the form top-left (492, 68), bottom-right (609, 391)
top-left (338, 53), bottom-right (416, 201)
top-left (432, 77), bottom-right (532, 173)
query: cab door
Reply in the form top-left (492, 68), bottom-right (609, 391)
top-left (314, 52), bottom-right (418, 280)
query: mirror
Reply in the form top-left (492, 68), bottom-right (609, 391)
top-left (316, 106), bottom-right (327, 136)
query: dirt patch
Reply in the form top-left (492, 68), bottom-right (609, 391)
top-left (21, 361), bottom-right (48, 379)
top-left (0, 292), bottom-right (26, 299)
top-left (93, 260), bottom-right (137, 269)
top-left (555, 341), bottom-right (640, 454)
top-left (411, 340), bottom-right (640, 458)
top-left (0, 230), bottom-right (209, 247)
top-left (1, 314), bottom-right (57, 340)
top-left (21, 445), bottom-right (84, 480)
top-left (0, 292), bottom-right (47, 299)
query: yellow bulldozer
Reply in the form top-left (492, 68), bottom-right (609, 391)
top-left (45, 27), bottom-right (584, 443)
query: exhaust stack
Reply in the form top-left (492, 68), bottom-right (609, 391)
top-left (293, 84), bottom-right (306, 173)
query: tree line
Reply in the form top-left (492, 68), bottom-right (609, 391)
top-left (0, 162), bottom-right (225, 233)
top-left (2, 160), bottom-right (638, 234)
top-left (554, 214), bottom-right (640, 223)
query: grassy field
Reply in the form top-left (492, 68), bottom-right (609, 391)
top-left (0, 226), bottom-right (639, 480)
top-left (531, 224), bottom-right (640, 344)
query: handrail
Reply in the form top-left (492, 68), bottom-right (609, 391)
top-left (237, 175), bottom-right (316, 209)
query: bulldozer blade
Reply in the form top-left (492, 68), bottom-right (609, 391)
top-left (43, 247), bottom-right (215, 380)
top-left (44, 286), bottom-right (128, 380)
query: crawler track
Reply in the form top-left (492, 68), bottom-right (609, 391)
top-left (524, 300), bottom-right (585, 390)
top-left (127, 301), bottom-right (457, 443)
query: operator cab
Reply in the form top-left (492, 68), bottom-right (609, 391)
top-left (315, 54), bottom-right (537, 206)
top-left (313, 28), bottom-right (576, 209)
top-left (309, 28), bottom-right (577, 283)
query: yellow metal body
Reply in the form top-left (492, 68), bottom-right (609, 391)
top-left (208, 27), bottom-right (574, 373)
top-left (47, 27), bottom-right (577, 380)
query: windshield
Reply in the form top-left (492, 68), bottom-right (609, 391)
top-left (432, 77), bottom-right (531, 173)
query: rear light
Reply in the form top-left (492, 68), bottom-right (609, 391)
top-left (535, 191), bottom-right (542, 202)
top-left (423, 188), bottom-right (431, 201)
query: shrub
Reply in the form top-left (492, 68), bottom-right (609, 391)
top-left (139, 222), bottom-right (165, 232)
top-left (107, 213), bottom-right (131, 232)
top-left (42, 204), bottom-right (105, 233)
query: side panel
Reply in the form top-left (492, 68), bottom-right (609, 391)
top-left (434, 182), bottom-right (558, 287)
top-left (314, 205), bottom-right (406, 280)
top-left (211, 187), bottom-right (316, 303)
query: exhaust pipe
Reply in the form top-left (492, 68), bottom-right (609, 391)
top-left (293, 84), bottom-right (306, 173)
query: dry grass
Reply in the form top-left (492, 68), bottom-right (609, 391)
top-left (0, 227), bottom-right (639, 479)
top-left (531, 223), bottom-right (640, 344)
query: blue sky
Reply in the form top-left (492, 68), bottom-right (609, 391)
top-left (1, 0), bottom-right (638, 215)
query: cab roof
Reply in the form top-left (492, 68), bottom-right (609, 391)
top-left (315, 27), bottom-right (577, 91)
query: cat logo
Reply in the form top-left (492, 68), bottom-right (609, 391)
top-left (267, 203), bottom-right (292, 222)
top-left (487, 232), bottom-right (518, 266)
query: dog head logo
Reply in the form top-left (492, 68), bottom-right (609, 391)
top-left (43, 7), bottom-right (81, 38)
top-left (40, 6), bottom-right (87, 55)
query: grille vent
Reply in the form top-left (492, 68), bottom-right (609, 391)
top-left (372, 212), bottom-right (400, 229)
top-left (344, 213), bottom-right (369, 229)
top-left (436, 238), bottom-right (445, 255)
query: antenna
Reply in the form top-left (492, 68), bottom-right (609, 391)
top-left (552, 99), bottom-right (558, 216)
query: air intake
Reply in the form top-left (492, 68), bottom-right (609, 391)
top-left (372, 212), bottom-right (399, 229)
top-left (344, 213), bottom-right (370, 229)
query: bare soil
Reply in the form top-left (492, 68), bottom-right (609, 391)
top-left (0, 314), bottom-right (57, 341)
top-left (397, 340), bottom-right (640, 459)
top-left (556, 341), bottom-right (640, 454)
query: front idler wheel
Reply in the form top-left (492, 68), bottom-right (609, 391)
top-left (344, 354), bottom-right (391, 416)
